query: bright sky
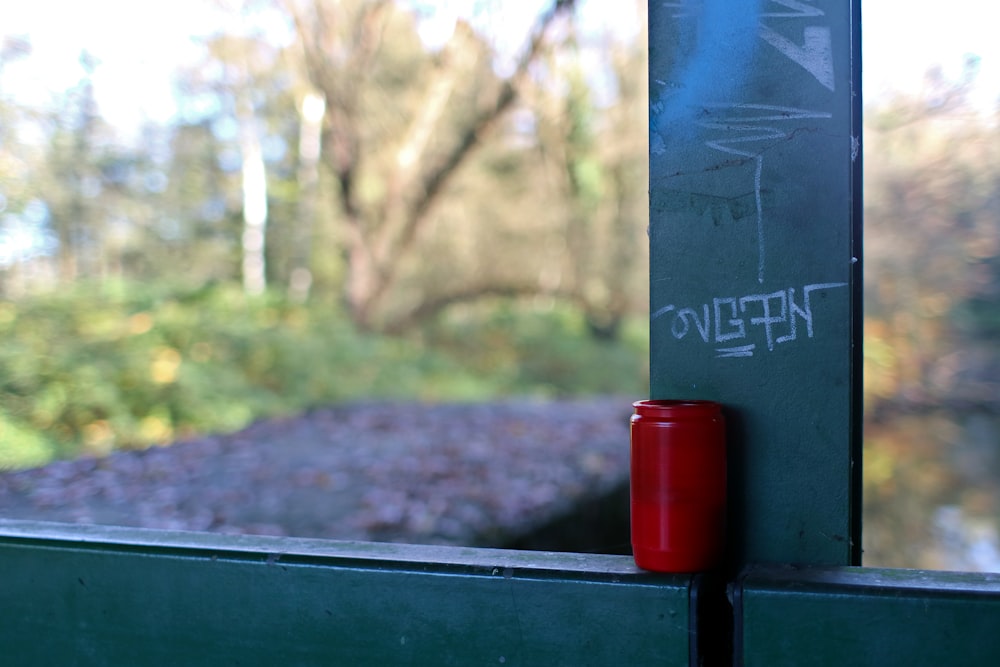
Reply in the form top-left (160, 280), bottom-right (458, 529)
top-left (0, 0), bottom-right (998, 132)
top-left (0, 0), bottom-right (639, 136)
top-left (863, 0), bottom-right (1000, 111)
top-left (0, 0), bottom-right (223, 131)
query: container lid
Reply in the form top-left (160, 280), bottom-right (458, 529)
top-left (632, 399), bottom-right (722, 419)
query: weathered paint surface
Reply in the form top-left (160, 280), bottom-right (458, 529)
top-left (648, 0), bottom-right (863, 568)
top-left (739, 566), bottom-right (1000, 666)
top-left (0, 520), bottom-right (692, 666)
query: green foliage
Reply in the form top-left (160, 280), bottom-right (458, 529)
top-left (0, 411), bottom-right (56, 471)
top-left (421, 299), bottom-right (649, 397)
top-left (0, 282), bottom-right (646, 469)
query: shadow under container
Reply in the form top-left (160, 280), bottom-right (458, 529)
top-left (630, 400), bottom-right (727, 573)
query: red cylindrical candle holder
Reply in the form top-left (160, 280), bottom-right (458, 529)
top-left (630, 400), bottom-right (726, 572)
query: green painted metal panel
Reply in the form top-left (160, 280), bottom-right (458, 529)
top-left (0, 520), bottom-right (692, 666)
top-left (647, 0), bottom-right (863, 567)
top-left (738, 566), bottom-right (1000, 666)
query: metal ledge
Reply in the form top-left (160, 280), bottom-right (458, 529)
top-left (0, 519), bottom-right (693, 666)
top-left (738, 565), bottom-right (1000, 666)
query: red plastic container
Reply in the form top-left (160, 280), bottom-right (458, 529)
top-left (630, 400), bottom-right (726, 572)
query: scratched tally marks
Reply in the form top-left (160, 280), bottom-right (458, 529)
top-left (647, 0), bottom-right (862, 567)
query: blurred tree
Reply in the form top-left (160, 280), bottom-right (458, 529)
top-left (45, 50), bottom-right (101, 283)
top-left (536, 19), bottom-right (647, 341)
top-left (288, 90), bottom-right (325, 302)
top-left (200, 29), bottom-right (281, 296)
top-left (599, 33), bottom-right (649, 338)
top-left (1, 0), bottom-right (654, 347)
top-left (166, 18), bottom-right (305, 292)
top-left (2, 38), bottom-right (182, 293)
top-left (282, 0), bottom-right (578, 330)
top-left (0, 35), bottom-right (38, 293)
top-left (864, 62), bottom-right (1000, 414)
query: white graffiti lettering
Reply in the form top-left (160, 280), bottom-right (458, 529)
top-left (653, 282), bottom-right (847, 358)
top-left (759, 0), bottom-right (834, 91)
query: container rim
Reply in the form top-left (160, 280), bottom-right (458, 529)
top-left (632, 399), bottom-right (721, 408)
top-left (632, 399), bottom-right (723, 416)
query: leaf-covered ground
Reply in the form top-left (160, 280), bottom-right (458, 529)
top-left (0, 397), bottom-right (634, 548)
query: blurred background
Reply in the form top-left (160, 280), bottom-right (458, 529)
top-left (0, 0), bottom-right (997, 571)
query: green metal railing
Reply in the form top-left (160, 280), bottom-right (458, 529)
top-left (0, 520), bottom-right (692, 666)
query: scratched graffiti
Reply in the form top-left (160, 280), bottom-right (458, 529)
top-left (650, 1), bottom-right (836, 285)
top-left (652, 282), bottom-right (847, 358)
top-left (660, 0), bottom-right (834, 91)
top-left (697, 104), bottom-right (832, 284)
top-left (651, 1), bottom-right (760, 135)
top-left (759, 1), bottom-right (833, 91)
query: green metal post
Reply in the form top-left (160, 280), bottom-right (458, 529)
top-left (647, 0), bottom-right (863, 569)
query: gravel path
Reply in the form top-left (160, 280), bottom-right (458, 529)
top-left (0, 397), bottom-right (634, 548)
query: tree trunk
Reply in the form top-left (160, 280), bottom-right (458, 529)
top-left (289, 0), bottom-right (577, 331)
top-left (289, 91), bottom-right (325, 303)
top-left (239, 109), bottom-right (268, 297)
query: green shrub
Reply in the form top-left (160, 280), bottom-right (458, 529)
top-left (421, 299), bottom-right (649, 397)
top-left (0, 282), bottom-right (647, 469)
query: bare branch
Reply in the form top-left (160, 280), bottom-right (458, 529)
top-left (370, 0), bottom-right (577, 309)
top-left (383, 283), bottom-right (550, 335)
top-left (377, 20), bottom-right (475, 244)
top-left (350, 0), bottom-right (391, 74)
top-left (289, 0), bottom-right (389, 218)
top-left (414, 0), bottom-right (575, 223)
